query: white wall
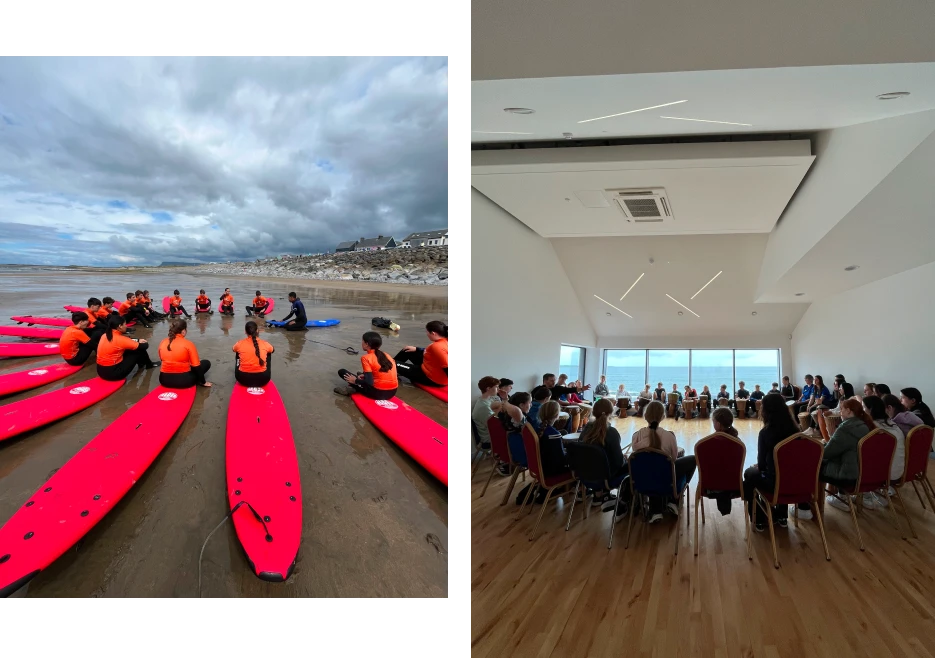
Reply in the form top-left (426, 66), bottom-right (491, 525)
top-left (792, 261), bottom-right (935, 396)
top-left (471, 188), bottom-right (596, 392)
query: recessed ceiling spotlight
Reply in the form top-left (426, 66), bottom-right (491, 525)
top-left (877, 92), bottom-right (910, 100)
top-left (562, 132), bottom-right (574, 140)
top-left (660, 116), bottom-right (752, 127)
top-left (594, 295), bottom-right (633, 318)
top-left (795, 292), bottom-right (805, 297)
top-left (606, 312), bottom-right (612, 316)
top-left (752, 311), bottom-right (758, 316)
top-left (665, 294), bottom-right (700, 318)
top-left (844, 265), bottom-right (860, 271)
top-left (564, 197), bottom-right (571, 201)
top-left (503, 107), bottom-right (535, 114)
top-left (678, 311), bottom-right (683, 316)
top-left (578, 100), bottom-right (687, 124)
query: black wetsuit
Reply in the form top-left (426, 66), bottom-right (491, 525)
top-left (281, 298), bottom-right (308, 331)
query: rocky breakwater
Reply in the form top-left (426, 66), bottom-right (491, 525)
top-left (189, 246), bottom-right (448, 285)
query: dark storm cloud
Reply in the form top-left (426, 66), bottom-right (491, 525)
top-left (0, 57), bottom-right (447, 265)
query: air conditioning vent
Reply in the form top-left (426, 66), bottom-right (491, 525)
top-left (604, 188), bottom-right (672, 223)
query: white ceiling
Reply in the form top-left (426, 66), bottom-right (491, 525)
top-left (472, 141), bottom-right (813, 237)
top-left (473, 0), bottom-right (935, 81)
top-left (552, 234), bottom-right (809, 337)
top-left (472, 64), bottom-right (935, 142)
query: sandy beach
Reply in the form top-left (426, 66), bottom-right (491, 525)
top-left (0, 270), bottom-right (447, 597)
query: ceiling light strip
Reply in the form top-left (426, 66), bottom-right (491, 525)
top-left (578, 100), bottom-right (687, 124)
top-left (659, 116), bottom-right (752, 127)
top-left (594, 295), bottom-right (633, 318)
top-left (690, 271), bottom-right (722, 300)
top-left (665, 294), bottom-right (700, 318)
top-left (619, 272), bottom-right (645, 301)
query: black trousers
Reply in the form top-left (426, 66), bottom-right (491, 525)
top-left (245, 303), bottom-right (270, 316)
top-left (743, 466), bottom-right (789, 524)
top-left (219, 304), bottom-right (235, 316)
top-left (169, 305), bottom-right (190, 316)
top-left (96, 343), bottom-right (154, 381)
top-left (235, 354), bottom-right (272, 387)
top-left (64, 338), bottom-right (99, 366)
top-left (159, 360), bottom-right (211, 388)
top-left (338, 368), bottom-right (396, 400)
top-left (126, 307), bottom-right (151, 326)
top-left (394, 348), bottom-right (444, 387)
top-left (145, 303), bottom-right (166, 319)
top-left (284, 318), bottom-right (307, 331)
top-left (196, 299), bottom-right (211, 311)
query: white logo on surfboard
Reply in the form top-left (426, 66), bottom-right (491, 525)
top-left (28, 369), bottom-right (49, 375)
top-left (375, 400), bottom-right (398, 410)
top-left (70, 386), bottom-right (91, 395)
top-left (158, 392), bottom-right (178, 401)
top-left (45, 344), bottom-right (58, 349)
top-left (247, 387), bottom-right (266, 395)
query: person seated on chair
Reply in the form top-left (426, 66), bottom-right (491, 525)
top-left (499, 392), bottom-right (534, 486)
top-left (874, 383), bottom-right (892, 397)
top-left (594, 375), bottom-right (609, 398)
top-left (743, 393), bottom-right (797, 532)
top-left (881, 394), bottom-right (923, 437)
top-left (712, 407), bottom-right (739, 438)
top-left (780, 376), bottom-right (795, 401)
top-left (537, 400), bottom-right (570, 478)
top-left (653, 381), bottom-right (667, 402)
top-left (580, 398), bottom-right (629, 516)
top-left (900, 387), bottom-right (935, 427)
top-left (472, 376), bottom-right (501, 450)
top-left (863, 395), bottom-right (905, 498)
top-left (157, 319), bottom-right (212, 389)
top-left (567, 385), bottom-right (592, 425)
top-left (682, 385), bottom-right (697, 418)
top-left (614, 383), bottom-right (632, 417)
top-left (821, 399), bottom-right (876, 511)
top-left (861, 382), bottom-right (876, 399)
top-left (750, 384), bottom-right (765, 404)
top-left (541, 373), bottom-right (589, 433)
top-left (631, 400), bottom-right (696, 524)
top-left (804, 375), bottom-right (833, 430)
top-left (734, 381), bottom-right (750, 415)
top-left (769, 382), bottom-right (780, 395)
top-left (498, 378), bottom-right (513, 399)
top-left (700, 384), bottom-right (712, 400)
top-left (667, 383), bottom-right (683, 419)
top-left (794, 374), bottom-right (815, 416)
top-left (526, 386), bottom-right (554, 434)
top-left (716, 384), bottom-right (731, 406)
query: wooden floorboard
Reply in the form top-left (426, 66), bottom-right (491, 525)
top-left (471, 416), bottom-right (935, 658)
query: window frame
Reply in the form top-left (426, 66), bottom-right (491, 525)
top-left (559, 344), bottom-right (586, 385)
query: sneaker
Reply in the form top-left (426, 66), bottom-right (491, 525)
top-left (649, 513), bottom-right (663, 524)
top-left (777, 517), bottom-right (788, 528)
top-left (871, 492), bottom-right (889, 508)
top-left (615, 501), bottom-right (630, 523)
top-left (666, 501), bottom-right (680, 516)
top-left (754, 521), bottom-right (767, 533)
top-left (333, 385), bottom-right (353, 396)
top-left (862, 493), bottom-right (877, 509)
top-left (497, 463), bottom-right (510, 476)
top-left (144, 361), bottom-right (159, 369)
top-left (592, 492), bottom-right (616, 507)
top-left (796, 507), bottom-right (813, 520)
top-left (827, 495), bottom-right (850, 511)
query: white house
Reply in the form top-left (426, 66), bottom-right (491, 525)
top-left (399, 229), bottom-right (448, 248)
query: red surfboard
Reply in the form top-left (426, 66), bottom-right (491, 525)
top-left (415, 383), bottom-right (448, 403)
top-left (0, 326), bottom-right (64, 340)
top-left (351, 395), bottom-right (448, 485)
top-left (0, 363), bottom-right (84, 397)
top-left (0, 343), bottom-right (61, 358)
top-left (11, 316), bottom-right (72, 327)
top-left (254, 297), bottom-right (275, 316)
top-left (0, 386), bottom-right (195, 597)
top-left (226, 382), bottom-right (301, 582)
top-left (0, 377), bottom-right (124, 442)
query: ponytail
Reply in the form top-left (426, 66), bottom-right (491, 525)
top-left (362, 331), bottom-right (392, 372)
top-left (425, 320), bottom-right (447, 338)
top-left (643, 400), bottom-right (666, 450)
top-left (245, 321), bottom-right (264, 366)
top-left (167, 319), bottom-right (187, 351)
top-left (580, 398), bottom-right (614, 446)
top-left (105, 314), bottom-right (124, 342)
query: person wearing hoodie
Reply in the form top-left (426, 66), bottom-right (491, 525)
top-left (862, 395), bottom-right (905, 506)
top-left (882, 394), bottom-right (924, 437)
top-left (821, 399), bottom-right (877, 511)
top-left (900, 387), bottom-right (935, 427)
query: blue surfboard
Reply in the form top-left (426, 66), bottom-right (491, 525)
top-left (266, 319), bottom-right (341, 328)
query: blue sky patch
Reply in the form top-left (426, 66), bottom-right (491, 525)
top-left (108, 199), bottom-right (132, 209)
top-left (316, 159), bottom-right (334, 172)
top-left (150, 211), bottom-right (173, 223)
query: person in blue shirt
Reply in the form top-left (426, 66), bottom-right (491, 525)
top-left (280, 292), bottom-right (308, 331)
top-left (794, 374), bottom-right (815, 416)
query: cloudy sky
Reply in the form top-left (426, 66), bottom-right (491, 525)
top-left (0, 57), bottom-right (447, 266)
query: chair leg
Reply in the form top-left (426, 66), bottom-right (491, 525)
top-left (694, 490), bottom-right (701, 557)
top-left (764, 502), bottom-right (779, 569)
top-left (744, 499), bottom-right (751, 558)
top-left (882, 487), bottom-right (904, 537)
top-left (479, 459), bottom-right (498, 498)
top-left (923, 476), bottom-right (935, 512)
top-left (811, 500), bottom-right (831, 561)
top-left (746, 498), bottom-right (754, 561)
top-left (518, 482), bottom-right (537, 516)
top-left (565, 481), bottom-right (581, 531)
top-left (700, 495), bottom-right (706, 524)
top-left (471, 450), bottom-right (486, 478)
top-left (530, 487), bottom-right (556, 541)
top-left (499, 466), bottom-right (522, 506)
top-left (675, 487), bottom-right (688, 556)
top-left (892, 486), bottom-right (916, 539)
top-left (846, 494), bottom-right (865, 551)
top-left (625, 495), bottom-right (637, 549)
top-left (910, 480), bottom-right (926, 509)
top-left (607, 491), bottom-right (622, 550)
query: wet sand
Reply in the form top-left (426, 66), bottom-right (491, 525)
top-left (0, 272), bottom-right (447, 597)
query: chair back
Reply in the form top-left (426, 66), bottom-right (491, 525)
top-left (694, 432), bottom-right (745, 494)
top-left (521, 422), bottom-right (544, 482)
top-left (471, 420), bottom-right (484, 448)
top-left (904, 425), bottom-right (935, 481)
top-left (629, 448), bottom-right (680, 498)
top-left (770, 433), bottom-right (823, 505)
top-left (855, 429), bottom-right (896, 493)
top-left (487, 415), bottom-right (515, 465)
top-left (566, 442), bottom-right (611, 488)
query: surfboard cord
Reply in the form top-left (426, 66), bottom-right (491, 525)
top-left (306, 339), bottom-right (359, 354)
top-left (198, 500), bottom-right (274, 597)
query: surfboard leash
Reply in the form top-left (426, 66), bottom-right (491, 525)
top-left (306, 339), bottom-right (359, 354)
top-left (198, 499), bottom-right (273, 597)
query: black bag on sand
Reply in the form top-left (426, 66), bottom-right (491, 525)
top-left (372, 317), bottom-right (392, 328)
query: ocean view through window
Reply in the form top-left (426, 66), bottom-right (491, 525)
top-left (559, 345), bottom-right (586, 383)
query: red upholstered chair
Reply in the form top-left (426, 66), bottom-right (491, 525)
top-left (891, 425), bottom-right (935, 538)
top-left (520, 422), bottom-right (575, 541)
top-left (693, 432), bottom-right (747, 557)
top-left (471, 420), bottom-right (491, 479)
top-left (482, 416), bottom-right (526, 505)
top-left (753, 433), bottom-right (831, 568)
top-left (828, 429), bottom-right (902, 550)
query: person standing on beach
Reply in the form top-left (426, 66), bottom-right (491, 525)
top-left (280, 292), bottom-right (308, 330)
top-left (394, 320), bottom-right (447, 388)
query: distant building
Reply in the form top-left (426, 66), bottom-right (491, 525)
top-left (354, 235), bottom-right (397, 251)
top-left (399, 229), bottom-right (448, 248)
top-left (335, 240), bottom-right (358, 252)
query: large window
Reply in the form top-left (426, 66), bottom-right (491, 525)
top-left (559, 345), bottom-right (585, 384)
top-left (602, 349), bottom-right (781, 394)
top-left (603, 350), bottom-right (646, 394)
top-left (648, 350), bottom-right (689, 393)
top-left (735, 350), bottom-right (780, 395)
top-left (691, 350), bottom-right (734, 395)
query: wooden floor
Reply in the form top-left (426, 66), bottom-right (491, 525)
top-left (471, 415), bottom-right (935, 658)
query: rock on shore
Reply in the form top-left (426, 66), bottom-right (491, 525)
top-left (184, 246), bottom-right (448, 285)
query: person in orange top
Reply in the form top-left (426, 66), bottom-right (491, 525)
top-left (96, 315), bottom-right (156, 381)
top-left (394, 320), bottom-right (448, 388)
top-left (60, 312), bottom-right (102, 366)
top-left (157, 319), bottom-right (212, 388)
top-left (246, 290), bottom-right (270, 317)
top-left (99, 297), bottom-right (117, 320)
top-left (118, 292), bottom-right (153, 328)
top-left (232, 321), bottom-right (275, 387)
top-left (141, 289), bottom-right (165, 320)
top-left (218, 288), bottom-right (235, 316)
top-left (195, 289), bottom-right (212, 313)
top-left (335, 332), bottom-right (398, 400)
top-left (168, 289), bottom-right (192, 318)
